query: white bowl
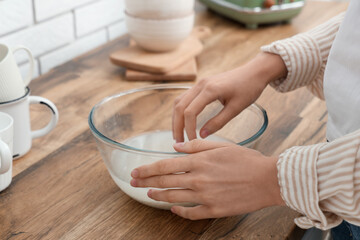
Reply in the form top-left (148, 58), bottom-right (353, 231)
top-left (125, 0), bottom-right (195, 19)
top-left (125, 12), bottom-right (194, 52)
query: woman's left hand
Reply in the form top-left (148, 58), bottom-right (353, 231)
top-left (130, 139), bottom-right (285, 220)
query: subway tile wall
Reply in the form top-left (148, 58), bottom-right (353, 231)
top-left (0, 0), bottom-right (127, 79)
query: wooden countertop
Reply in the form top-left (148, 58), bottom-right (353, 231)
top-left (1, 1), bottom-right (348, 239)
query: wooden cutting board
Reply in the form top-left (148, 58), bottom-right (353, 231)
top-left (125, 38), bottom-right (198, 81)
top-left (110, 26), bottom-right (211, 74)
top-left (126, 59), bottom-right (197, 81)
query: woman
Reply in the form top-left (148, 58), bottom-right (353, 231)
top-left (131, 0), bottom-right (360, 239)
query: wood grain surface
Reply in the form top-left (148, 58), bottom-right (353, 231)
top-left (111, 26), bottom-right (211, 75)
top-left (0, 1), bottom-right (348, 239)
top-left (110, 36), bottom-right (203, 74)
top-left (124, 27), bottom-right (212, 81)
top-left (126, 59), bottom-right (198, 81)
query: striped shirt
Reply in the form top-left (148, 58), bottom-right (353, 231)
top-left (261, 13), bottom-right (360, 230)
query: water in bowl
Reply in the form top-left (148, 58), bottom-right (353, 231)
top-left (108, 130), bottom-right (233, 209)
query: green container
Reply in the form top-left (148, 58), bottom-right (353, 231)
top-left (199, 0), bottom-right (305, 29)
top-left (225, 0), bottom-right (302, 8)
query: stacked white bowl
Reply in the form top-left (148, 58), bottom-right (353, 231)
top-left (124, 0), bottom-right (195, 52)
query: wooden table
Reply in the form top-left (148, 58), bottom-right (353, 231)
top-left (1, 1), bottom-right (348, 239)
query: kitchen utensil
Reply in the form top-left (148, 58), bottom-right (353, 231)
top-left (110, 26), bottom-right (211, 73)
top-left (0, 44), bottom-right (34, 102)
top-left (125, 12), bottom-right (194, 52)
top-left (126, 59), bottom-right (197, 81)
top-left (125, 0), bottom-right (194, 19)
top-left (0, 88), bottom-right (59, 159)
top-left (199, 0), bottom-right (305, 29)
top-left (0, 112), bottom-right (13, 192)
top-left (88, 84), bottom-right (268, 209)
top-left (125, 39), bottom-right (198, 81)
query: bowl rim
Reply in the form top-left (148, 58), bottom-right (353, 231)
top-left (88, 84), bottom-right (268, 155)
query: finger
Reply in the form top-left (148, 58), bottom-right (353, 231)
top-left (131, 157), bottom-right (191, 178)
top-left (200, 103), bottom-right (241, 138)
top-left (172, 92), bottom-right (187, 142)
top-left (131, 174), bottom-right (189, 189)
top-left (171, 205), bottom-right (213, 220)
top-left (184, 90), bottom-right (218, 141)
top-left (173, 87), bottom-right (202, 142)
top-left (173, 139), bottom-right (232, 154)
top-left (148, 189), bottom-right (198, 204)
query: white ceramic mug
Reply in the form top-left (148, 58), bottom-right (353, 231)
top-left (0, 112), bottom-right (13, 192)
top-left (0, 44), bottom-right (34, 102)
top-left (0, 88), bottom-right (59, 158)
top-left (125, 12), bottom-right (194, 52)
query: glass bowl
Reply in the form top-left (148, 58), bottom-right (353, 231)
top-left (88, 84), bottom-right (268, 209)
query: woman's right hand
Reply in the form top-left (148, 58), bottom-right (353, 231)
top-left (172, 52), bottom-right (287, 142)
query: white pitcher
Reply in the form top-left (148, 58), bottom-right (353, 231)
top-left (0, 44), bottom-right (34, 102)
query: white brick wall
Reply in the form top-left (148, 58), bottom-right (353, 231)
top-left (108, 20), bottom-right (127, 40)
top-left (75, 0), bottom-right (125, 36)
top-left (40, 29), bottom-right (107, 73)
top-left (0, 0), bottom-right (33, 36)
top-left (1, 14), bottom-right (74, 64)
top-left (34, 0), bottom-right (94, 22)
top-left (0, 0), bottom-right (127, 79)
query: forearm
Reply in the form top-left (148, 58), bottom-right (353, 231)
top-left (263, 156), bottom-right (286, 207)
top-left (245, 52), bottom-right (288, 87)
top-left (224, 52), bottom-right (288, 93)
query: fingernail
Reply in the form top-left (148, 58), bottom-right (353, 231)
top-left (200, 129), bottom-right (209, 138)
top-left (147, 189), bottom-right (152, 198)
top-left (130, 179), bottom-right (137, 187)
top-left (131, 169), bottom-right (139, 178)
top-left (173, 142), bottom-right (185, 148)
top-left (170, 206), bottom-right (177, 214)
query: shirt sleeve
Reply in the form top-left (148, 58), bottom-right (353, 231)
top-left (277, 129), bottom-right (360, 230)
top-left (261, 13), bottom-right (345, 99)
